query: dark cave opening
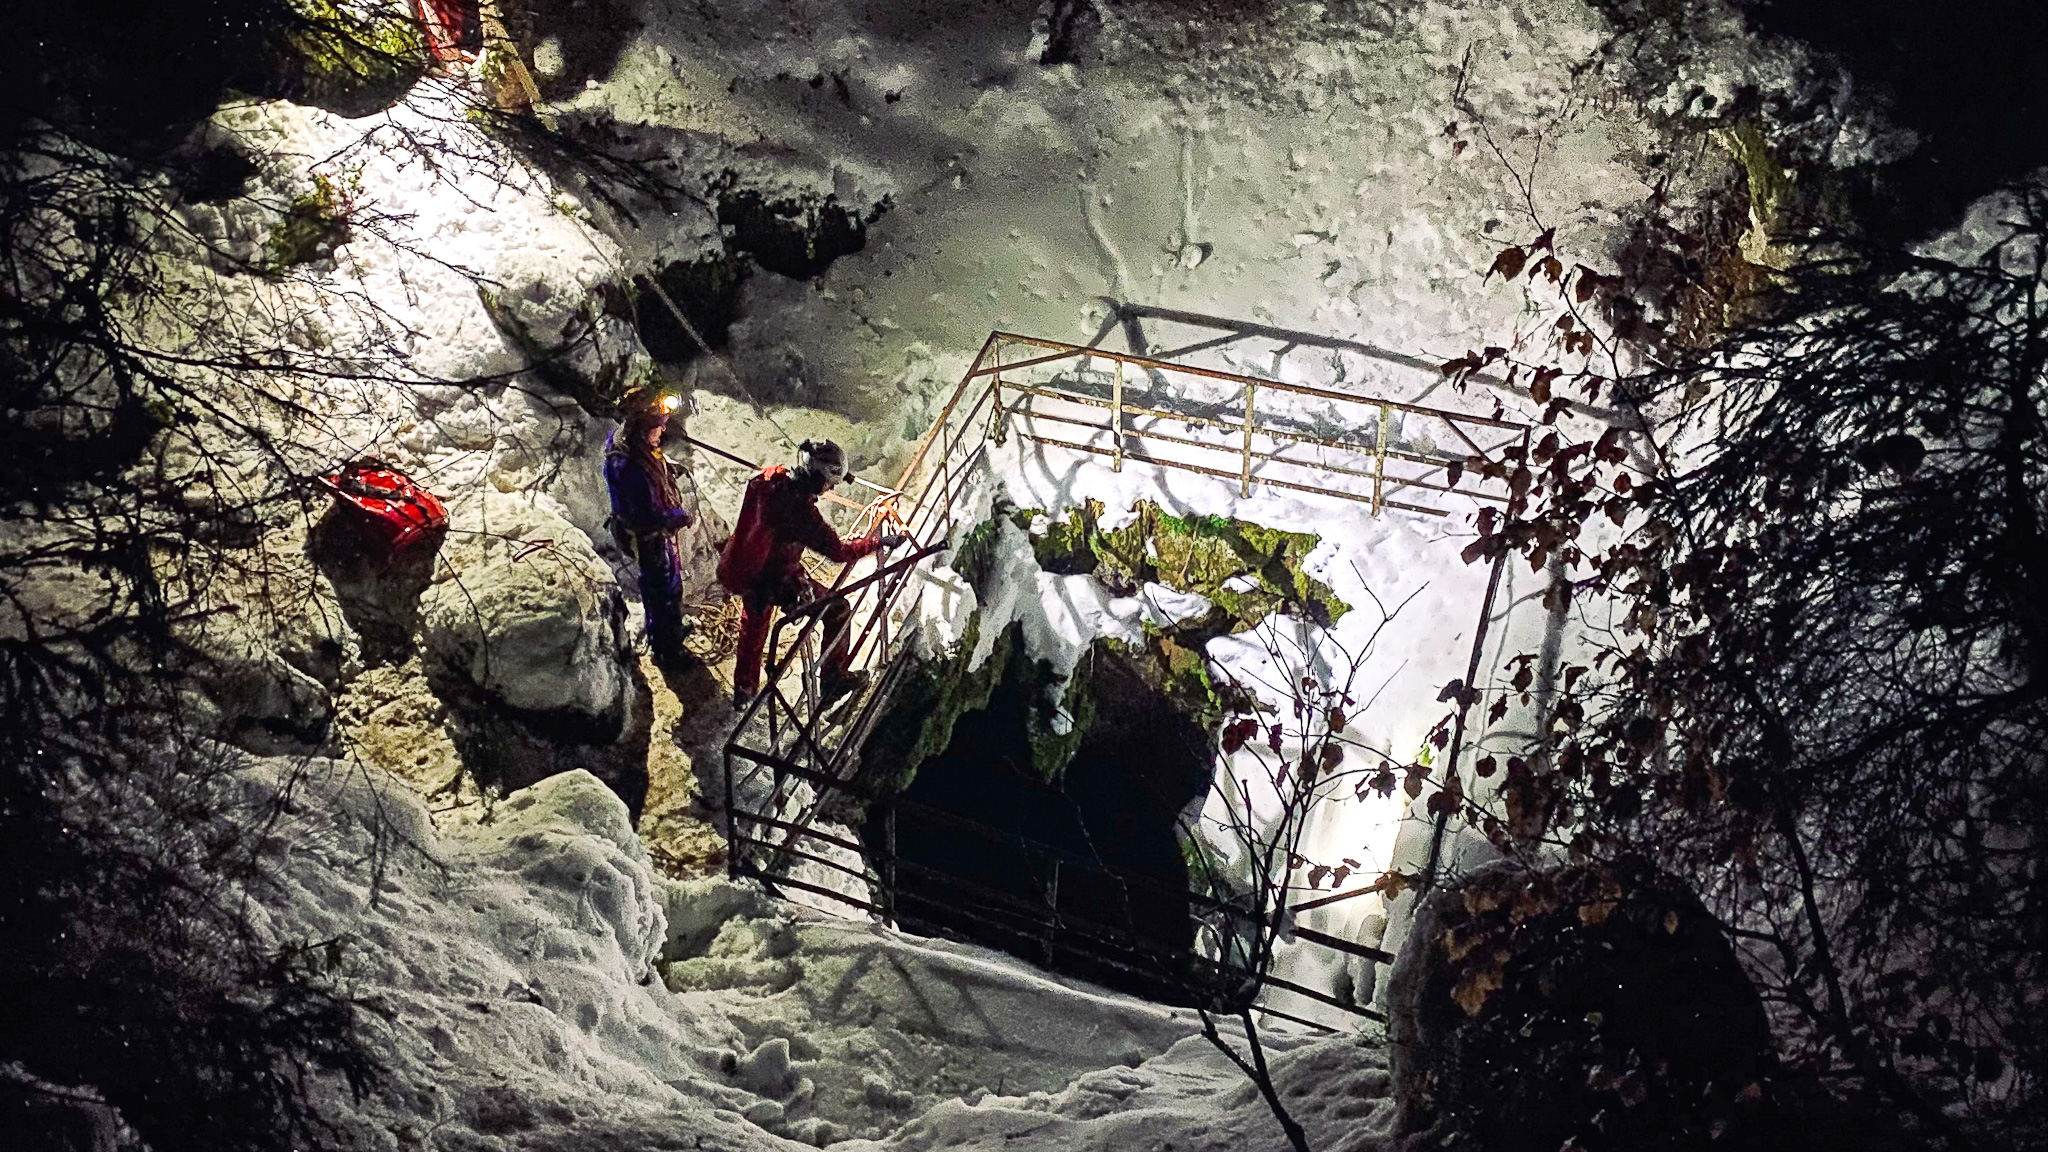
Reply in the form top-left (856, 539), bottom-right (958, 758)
top-left (633, 252), bottom-right (748, 364)
top-left (1742, 0), bottom-right (2048, 240)
top-left (864, 641), bottom-right (1215, 1003)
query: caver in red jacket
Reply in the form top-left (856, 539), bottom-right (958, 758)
top-left (720, 465), bottom-right (884, 702)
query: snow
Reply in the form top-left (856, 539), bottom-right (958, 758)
top-left (245, 754), bottom-right (1394, 1149)
top-left (973, 417), bottom-right (1496, 1022)
top-left (93, 0), bottom-right (1895, 1143)
top-left (963, 515), bottom-right (1213, 680)
top-left (420, 488), bottom-right (633, 721)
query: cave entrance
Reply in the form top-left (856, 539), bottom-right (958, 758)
top-left (720, 322), bottom-right (1525, 1022)
top-left (862, 638), bottom-right (1213, 1003)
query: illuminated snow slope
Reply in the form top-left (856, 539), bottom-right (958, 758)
top-left (171, 0), bottom-right (1906, 1148)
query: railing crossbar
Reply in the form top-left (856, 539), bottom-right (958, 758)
top-left (724, 326), bottom-right (1527, 1029)
top-left (1007, 405), bottom-right (1508, 505)
top-left (989, 331), bottom-right (1526, 429)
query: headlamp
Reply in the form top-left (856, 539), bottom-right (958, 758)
top-left (659, 393), bottom-right (682, 415)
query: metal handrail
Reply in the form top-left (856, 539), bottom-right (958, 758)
top-left (982, 333), bottom-right (1524, 514)
top-left (980, 331), bottom-right (1528, 430)
top-left (721, 327), bottom-right (1517, 1026)
top-left (723, 334), bottom-right (1010, 878)
top-left (778, 541), bottom-right (950, 620)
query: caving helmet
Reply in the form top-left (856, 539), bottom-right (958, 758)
top-left (798, 438), bottom-right (851, 487)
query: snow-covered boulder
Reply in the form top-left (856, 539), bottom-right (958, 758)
top-left (421, 489), bottom-right (633, 723)
top-left (237, 760), bottom-right (763, 1152)
top-left (454, 770), bottom-right (669, 973)
top-left (417, 489), bottom-right (652, 814)
top-left (1387, 862), bottom-right (1775, 1152)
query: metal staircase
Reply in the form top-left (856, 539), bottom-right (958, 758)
top-left (721, 316), bottom-right (1526, 1025)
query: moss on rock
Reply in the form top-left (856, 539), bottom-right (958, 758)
top-left (862, 498), bottom-right (1344, 795)
top-left (271, 1), bottom-right (426, 119)
top-left (262, 172), bottom-right (355, 274)
top-left (1036, 499), bottom-right (1349, 629)
top-left (859, 614), bottom-right (1016, 796)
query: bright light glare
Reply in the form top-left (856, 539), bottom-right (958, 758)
top-left (659, 393), bottom-right (681, 414)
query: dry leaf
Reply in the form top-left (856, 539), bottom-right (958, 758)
top-left (1486, 246), bottom-right (1528, 283)
top-left (1453, 966), bottom-right (1504, 1016)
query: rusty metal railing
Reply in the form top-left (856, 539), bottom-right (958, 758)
top-left (721, 329), bottom-right (1524, 1023)
top-left (976, 332), bottom-right (1526, 517)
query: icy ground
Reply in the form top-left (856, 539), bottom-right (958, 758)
top-left (139, 0), bottom-right (1897, 1145)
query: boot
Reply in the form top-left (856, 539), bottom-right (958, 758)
top-left (818, 668), bottom-right (869, 713)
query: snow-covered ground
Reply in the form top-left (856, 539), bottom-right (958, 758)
top-left (109, 0), bottom-right (1904, 1145)
top-left (253, 757), bottom-right (1392, 1151)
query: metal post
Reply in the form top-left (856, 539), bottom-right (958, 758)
top-left (877, 586), bottom-right (890, 681)
top-left (1372, 403), bottom-right (1390, 515)
top-left (1421, 517), bottom-right (1514, 892)
top-left (882, 803), bottom-right (898, 927)
top-left (990, 341), bottom-right (1008, 445)
top-left (1240, 382), bottom-right (1256, 497)
top-left (1111, 358), bottom-right (1125, 472)
top-left (723, 745), bottom-right (739, 881)
top-left (1042, 857), bottom-right (1061, 968)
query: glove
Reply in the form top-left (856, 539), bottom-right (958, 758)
top-left (878, 533), bottom-right (908, 550)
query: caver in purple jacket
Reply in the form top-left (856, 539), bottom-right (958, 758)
top-left (604, 428), bottom-right (694, 663)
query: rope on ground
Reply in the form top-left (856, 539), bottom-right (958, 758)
top-left (685, 595), bottom-right (744, 662)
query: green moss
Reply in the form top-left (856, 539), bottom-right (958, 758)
top-left (1042, 499), bottom-right (1349, 629)
top-left (858, 615), bottom-right (1015, 796)
top-left (1714, 122), bottom-right (1795, 225)
top-left (864, 500), bottom-right (1343, 792)
top-left (1027, 649), bottom-right (1096, 780)
top-left (950, 513), bottom-right (1009, 589)
top-left (277, 1), bottom-right (426, 117)
top-left (1025, 499), bottom-right (1101, 574)
top-left (262, 173), bottom-right (355, 274)
top-left (1712, 121), bottom-right (1800, 271)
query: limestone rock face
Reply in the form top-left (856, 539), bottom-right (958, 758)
top-left (417, 489), bottom-right (652, 816)
top-left (421, 490), bottom-right (632, 724)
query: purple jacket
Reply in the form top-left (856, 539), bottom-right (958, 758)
top-left (604, 429), bottom-right (692, 576)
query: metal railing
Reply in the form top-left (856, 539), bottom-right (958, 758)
top-left (721, 330), bottom-right (1525, 1025)
top-left (721, 331), bottom-right (1012, 908)
top-left (979, 333), bottom-right (1526, 517)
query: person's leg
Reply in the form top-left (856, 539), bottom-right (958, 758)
top-left (813, 574), bottom-right (856, 684)
top-left (639, 562), bottom-right (687, 666)
top-left (732, 597), bottom-right (775, 703)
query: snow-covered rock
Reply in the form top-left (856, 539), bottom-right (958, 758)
top-left (421, 489), bottom-right (633, 723)
top-left (241, 760), bottom-right (752, 1151)
top-left (239, 755), bottom-right (1369, 1150)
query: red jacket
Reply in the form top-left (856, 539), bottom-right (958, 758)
top-left (719, 466), bottom-right (881, 604)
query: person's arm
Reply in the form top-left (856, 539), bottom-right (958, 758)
top-left (794, 499), bottom-right (880, 564)
top-left (611, 458), bottom-right (692, 533)
top-left (656, 492), bottom-right (693, 532)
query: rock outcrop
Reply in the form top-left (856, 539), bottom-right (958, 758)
top-left (1387, 860), bottom-right (1778, 1152)
top-left (420, 489), bottom-right (651, 815)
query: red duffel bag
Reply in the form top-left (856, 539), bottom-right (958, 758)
top-left (319, 459), bottom-right (448, 555)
